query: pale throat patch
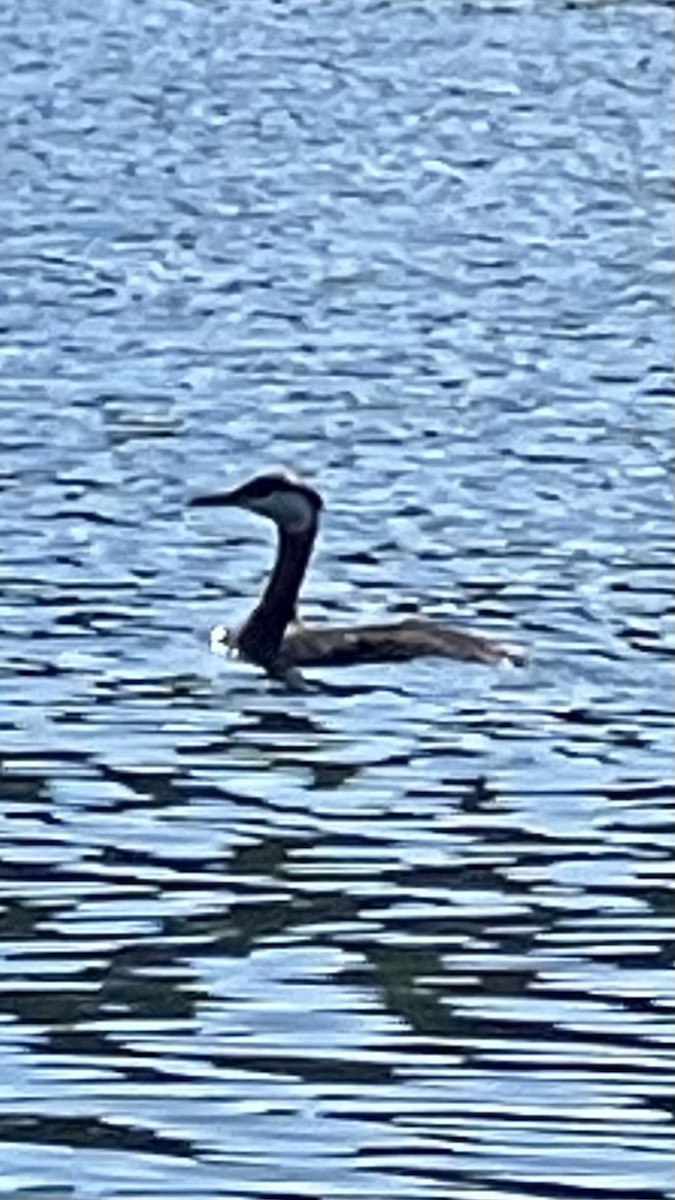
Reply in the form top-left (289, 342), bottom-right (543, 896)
top-left (252, 489), bottom-right (315, 533)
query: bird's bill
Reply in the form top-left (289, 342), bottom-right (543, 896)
top-left (189, 488), bottom-right (241, 509)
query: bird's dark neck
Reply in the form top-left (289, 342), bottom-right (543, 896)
top-left (236, 521), bottom-right (317, 667)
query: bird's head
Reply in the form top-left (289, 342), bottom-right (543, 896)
top-left (190, 471), bottom-right (322, 534)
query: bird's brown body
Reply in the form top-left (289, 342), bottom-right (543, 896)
top-left (280, 616), bottom-right (518, 668)
top-left (191, 472), bottom-right (524, 683)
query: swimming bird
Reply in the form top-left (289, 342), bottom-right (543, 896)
top-left (191, 471), bottom-right (524, 683)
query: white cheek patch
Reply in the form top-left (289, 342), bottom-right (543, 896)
top-left (253, 490), bottom-right (315, 533)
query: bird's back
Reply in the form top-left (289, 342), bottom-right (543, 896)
top-left (281, 617), bottom-right (524, 668)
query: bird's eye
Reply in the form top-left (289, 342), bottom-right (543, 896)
top-left (253, 482), bottom-right (275, 501)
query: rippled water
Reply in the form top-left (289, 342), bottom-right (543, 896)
top-left (0, 0), bottom-right (673, 1196)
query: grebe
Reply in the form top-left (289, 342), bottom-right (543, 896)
top-left (191, 472), bottom-right (524, 682)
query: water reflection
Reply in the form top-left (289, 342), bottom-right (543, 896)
top-left (1, 647), bottom-right (672, 1196)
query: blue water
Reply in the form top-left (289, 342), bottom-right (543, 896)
top-left (0, 0), bottom-right (673, 1197)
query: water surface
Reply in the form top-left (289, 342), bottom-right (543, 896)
top-left (0, 0), bottom-right (673, 1197)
